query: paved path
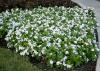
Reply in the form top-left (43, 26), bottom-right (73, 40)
top-left (72, 0), bottom-right (100, 71)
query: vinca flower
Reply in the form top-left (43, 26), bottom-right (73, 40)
top-left (56, 61), bottom-right (62, 65)
top-left (65, 51), bottom-right (69, 54)
top-left (50, 60), bottom-right (54, 65)
top-left (67, 64), bottom-right (72, 68)
top-left (20, 48), bottom-right (29, 56)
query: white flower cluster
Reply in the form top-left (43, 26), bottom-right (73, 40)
top-left (0, 6), bottom-right (99, 69)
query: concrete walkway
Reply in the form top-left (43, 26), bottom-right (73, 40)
top-left (72, 0), bottom-right (100, 71)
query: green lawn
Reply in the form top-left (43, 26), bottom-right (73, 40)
top-left (0, 48), bottom-right (42, 71)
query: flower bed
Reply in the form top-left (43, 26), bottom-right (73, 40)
top-left (0, 6), bottom-right (99, 70)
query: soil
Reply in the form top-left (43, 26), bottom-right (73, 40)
top-left (0, 0), bottom-right (80, 12)
top-left (0, 38), bottom-right (7, 47)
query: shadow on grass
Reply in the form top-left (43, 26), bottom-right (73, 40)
top-left (0, 48), bottom-right (42, 71)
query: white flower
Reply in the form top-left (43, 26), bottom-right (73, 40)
top-left (62, 17), bottom-right (65, 20)
top-left (73, 50), bottom-right (78, 54)
top-left (5, 37), bottom-right (9, 41)
top-left (15, 30), bottom-right (21, 36)
top-left (84, 42), bottom-right (89, 45)
top-left (71, 44), bottom-right (76, 50)
top-left (64, 44), bottom-right (68, 47)
top-left (50, 60), bottom-right (53, 65)
top-left (25, 30), bottom-right (28, 34)
top-left (67, 64), bottom-right (72, 68)
top-left (80, 24), bottom-right (85, 29)
top-left (41, 47), bottom-right (46, 54)
top-left (63, 62), bottom-right (67, 66)
top-left (7, 30), bottom-right (13, 36)
top-left (33, 49), bottom-right (38, 55)
top-left (63, 56), bottom-right (67, 60)
top-left (84, 9), bottom-right (88, 13)
top-left (65, 51), bottom-right (69, 54)
top-left (74, 41), bottom-right (77, 44)
top-left (24, 38), bottom-right (28, 41)
top-left (52, 27), bottom-right (61, 34)
top-left (16, 36), bottom-right (20, 40)
top-left (82, 52), bottom-right (85, 55)
top-left (20, 48), bottom-right (29, 56)
top-left (56, 43), bottom-right (61, 47)
top-left (56, 38), bottom-right (62, 43)
top-left (34, 36), bottom-right (38, 39)
top-left (37, 21), bottom-right (41, 24)
top-left (19, 46), bottom-right (25, 50)
top-left (47, 42), bottom-right (51, 47)
top-left (91, 49), bottom-right (94, 51)
top-left (50, 53), bottom-right (53, 55)
top-left (56, 61), bottom-right (62, 65)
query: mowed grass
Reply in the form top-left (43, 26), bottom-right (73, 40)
top-left (0, 48), bottom-right (42, 71)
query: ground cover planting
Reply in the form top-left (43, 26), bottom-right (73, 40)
top-left (0, 6), bottom-right (99, 70)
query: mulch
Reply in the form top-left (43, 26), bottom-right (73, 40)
top-left (0, 38), bottom-right (7, 47)
top-left (0, 0), bottom-right (80, 12)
